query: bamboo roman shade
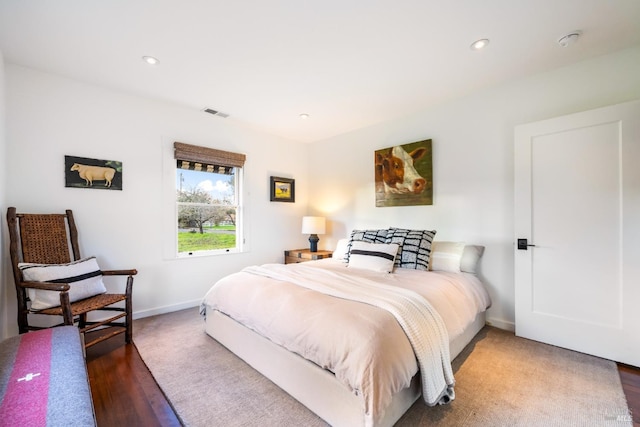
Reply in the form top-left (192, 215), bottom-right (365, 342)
top-left (174, 142), bottom-right (246, 175)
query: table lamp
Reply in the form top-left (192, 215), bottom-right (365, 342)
top-left (301, 216), bottom-right (325, 252)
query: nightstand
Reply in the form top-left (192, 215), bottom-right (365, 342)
top-left (284, 248), bottom-right (333, 264)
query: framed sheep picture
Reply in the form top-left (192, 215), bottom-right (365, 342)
top-left (65, 155), bottom-right (123, 191)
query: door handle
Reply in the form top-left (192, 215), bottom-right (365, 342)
top-left (517, 238), bottom-right (536, 250)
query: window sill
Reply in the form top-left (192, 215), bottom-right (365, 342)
top-left (176, 248), bottom-right (241, 259)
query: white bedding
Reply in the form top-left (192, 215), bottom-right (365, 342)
top-left (201, 258), bottom-right (491, 423)
top-left (243, 263), bottom-right (456, 407)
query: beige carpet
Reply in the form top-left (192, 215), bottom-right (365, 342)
top-left (134, 308), bottom-right (632, 426)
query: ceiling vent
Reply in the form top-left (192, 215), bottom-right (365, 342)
top-left (203, 108), bottom-right (229, 118)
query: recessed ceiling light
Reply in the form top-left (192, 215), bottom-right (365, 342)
top-left (142, 56), bottom-right (159, 65)
top-left (470, 39), bottom-right (490, 51)
top-left (557, 31), bottom-right (581, 48)
top-left (299, 113), bottom-right (310, 119)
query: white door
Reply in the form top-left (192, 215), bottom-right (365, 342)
top-left (514, 100), bottom-right (640, 367)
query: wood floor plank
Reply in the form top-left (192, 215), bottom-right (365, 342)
top-left (618, 364), bottom-right (640, 426)
top-left (85, 334), bottom-right (181, 426)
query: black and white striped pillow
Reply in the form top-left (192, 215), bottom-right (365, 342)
top-left (385, 228), bottom-right (436, 270)
top-left (348, 241), bottom-right (399, 273)
top-left (344, 229), bottom-right (389, 262)
top-left (19, 256), bottom-right (107, 310)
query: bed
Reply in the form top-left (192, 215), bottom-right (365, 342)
top-left (201, 230), bottom-right (491, 427)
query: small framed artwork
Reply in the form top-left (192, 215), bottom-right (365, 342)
top-left (270, 176), bottom-right (295, 202)
top-left (65, 155), bottom-right (123, 191)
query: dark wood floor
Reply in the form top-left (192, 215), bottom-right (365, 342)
top-left (86, 336), bottom-right (640, 427)
top-left (619, 364), bottom-right (640, 426)
top-left (85, 334), bottom-right (182, 426)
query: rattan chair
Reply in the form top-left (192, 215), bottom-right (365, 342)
top-left (6, 207), bottom-right (137, 348)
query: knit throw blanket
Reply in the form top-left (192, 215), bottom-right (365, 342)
top-left (243, 264), bottom-right (455, 406)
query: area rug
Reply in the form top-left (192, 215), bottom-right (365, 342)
top-left (134, 308), bottom-right (632, 426)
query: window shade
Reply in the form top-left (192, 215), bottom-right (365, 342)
top-left (174, 142), bottom-right (246, 168)
top-left (176, 160), bottom-right (234, 175)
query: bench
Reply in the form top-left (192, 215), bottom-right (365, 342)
top-left (0, 326), bottom-right (96, 426)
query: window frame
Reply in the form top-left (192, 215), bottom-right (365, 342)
top-left (173, 142), bottom-right (246, 258)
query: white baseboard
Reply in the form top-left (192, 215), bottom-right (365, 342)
top-left (485, 316), bottom-right (515, 332)
top-left (133, 299), bottom-right (201, 320)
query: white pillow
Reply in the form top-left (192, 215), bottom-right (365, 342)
top-left (460, 245), bottom-right (485, 274)
top-left (344, 229), bottom-right (389, 262)
top-left (332, 238), bottom-right (350, 262)
top-left (348, 241), bottom-right (399, 273)
top-left (19, 256), bottom-right (107, 310)
top-left (430, 241), bottom-right (465, 272)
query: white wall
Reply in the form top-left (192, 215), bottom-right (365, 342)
top-left (1, 65), bottom-right (311, 339)
top-left (307, 46), bottom-right (640, 330)
top-left (3, 47), bottom-right (640, 339)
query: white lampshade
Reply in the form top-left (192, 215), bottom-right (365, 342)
top-left (301, 216), bottom-right (326, 234)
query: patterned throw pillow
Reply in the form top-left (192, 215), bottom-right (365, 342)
top-left (348, 241), bottom-right (399, 273)
top-left (385, 228), bottom-right (436, 270)
top-left (19, 256), bottom-right (106, 310)
top-left (344, 229), bottom-right (389, 262)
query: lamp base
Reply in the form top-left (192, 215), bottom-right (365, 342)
top-left (308, 234), bottom-right (319, 252)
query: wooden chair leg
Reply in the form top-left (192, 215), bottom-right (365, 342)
top-left (125, 275), bottom-right (133, 343)
top-left (125, 305), bottom-right (132, 343)
top-left (60, 292), bottom-right (74, 326)
top-left (18, 309), bottom-right (29, 334)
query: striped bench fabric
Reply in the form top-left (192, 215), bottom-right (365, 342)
top-left (0, 326), bottom-right (95, 426)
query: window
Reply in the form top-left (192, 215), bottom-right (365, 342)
top-left (174, 142), bottom-right (246, 256)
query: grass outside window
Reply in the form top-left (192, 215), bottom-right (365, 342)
top-left (178, 225), bottom-right (236, 252)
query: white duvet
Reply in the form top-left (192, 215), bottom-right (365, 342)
top-left (202, 259), bottom-right (491, 422)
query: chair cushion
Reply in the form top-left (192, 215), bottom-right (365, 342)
top-left (19, 257), bottom-right (107, 310)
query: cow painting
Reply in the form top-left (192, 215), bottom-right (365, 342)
top-left (375, 140), bottom-right (432, 207)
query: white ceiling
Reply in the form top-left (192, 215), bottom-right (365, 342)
top-left (1, 1), bottom-right (639, 143)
